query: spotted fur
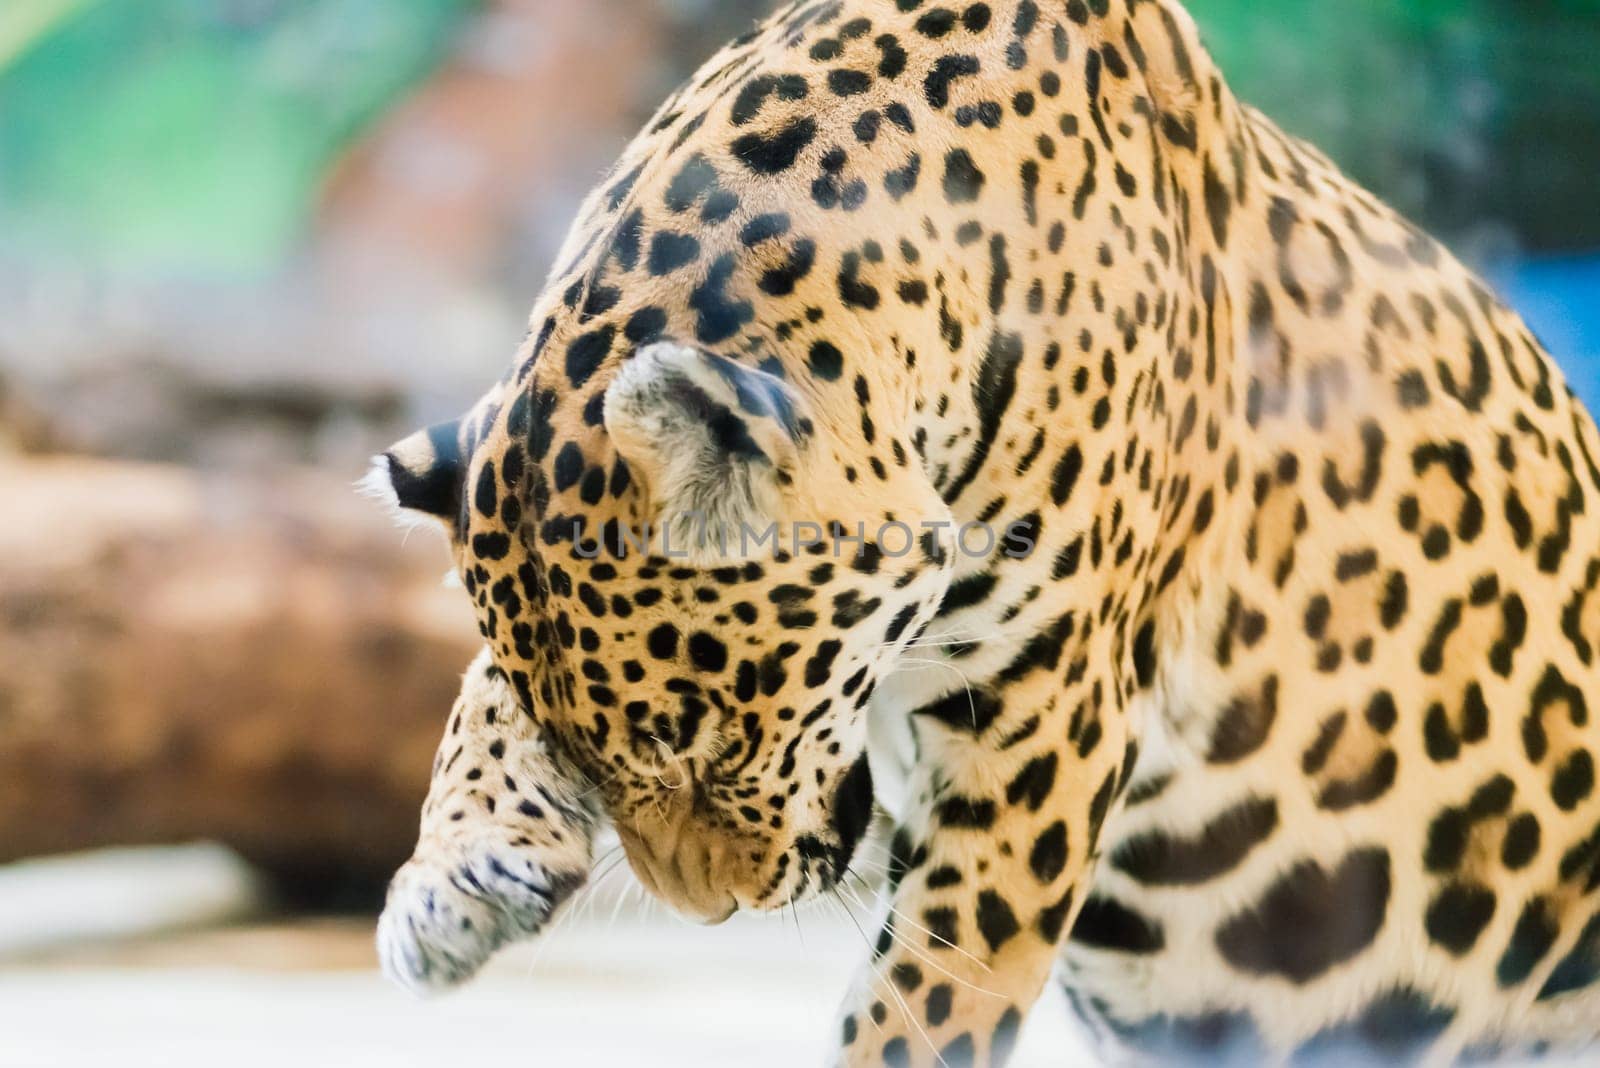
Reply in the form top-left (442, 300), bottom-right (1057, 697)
top-left (373, 1), bottom-right (1600, 1063)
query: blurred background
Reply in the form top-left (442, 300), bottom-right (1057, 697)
top-left (0, 1), bottom-right (1596, 1064)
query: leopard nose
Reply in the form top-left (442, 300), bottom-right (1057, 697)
top-left (618, 824), bottom-right (738, 924)
top-left (677, 887), bottom-right (737, 925)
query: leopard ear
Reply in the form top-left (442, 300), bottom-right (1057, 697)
top-left (363, 419), bottom-right (466, 526)
top-left (603, 341), bottom-right (812, 530)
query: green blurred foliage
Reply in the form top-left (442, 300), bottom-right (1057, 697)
top-left (0, 0), bottom-right (476, 274)
top-left (0, 0), bottom-right (1595, 272)
top-left (1191, 0), bottom-right (1600, 251)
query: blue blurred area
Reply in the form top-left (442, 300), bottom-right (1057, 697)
top-left (1490, 256), bottom-right (1600, 410)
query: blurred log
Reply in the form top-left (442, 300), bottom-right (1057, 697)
top-left (0, 457), bottom-right (477, 907)
top-left (0, 371), bottom-right (59, 456)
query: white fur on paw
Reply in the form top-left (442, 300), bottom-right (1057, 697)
top-left (377, 847), bottom-right (581, 995)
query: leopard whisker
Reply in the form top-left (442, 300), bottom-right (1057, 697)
top-left (835, 877), bottom-right (1004, 999)
top-left (831, 886), bottom-right (951, 1068)
top-left (893, 656), bottom-right (983, 731)
top-left (840, 867), bottom-right (996, 978)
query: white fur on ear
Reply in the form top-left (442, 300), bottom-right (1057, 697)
top-left (356, 456), bottom-right (429, 537)
top-left (604, 342), bottom-right (810, 555)
top-left (370, 420), bottom-right (467, 524)
top-left (356, 455), bottom-right (401, 513)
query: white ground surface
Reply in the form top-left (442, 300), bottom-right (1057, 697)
top-left (0, 846), bottom-right (1092, 1067)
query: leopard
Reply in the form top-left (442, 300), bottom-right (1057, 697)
top-left (369, 0), bottom-right (1600, 1063)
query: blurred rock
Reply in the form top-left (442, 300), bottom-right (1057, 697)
top-left (0, 457), bottom-right (477, 907)
top-left (0, 844), bottom-right (263, 957)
